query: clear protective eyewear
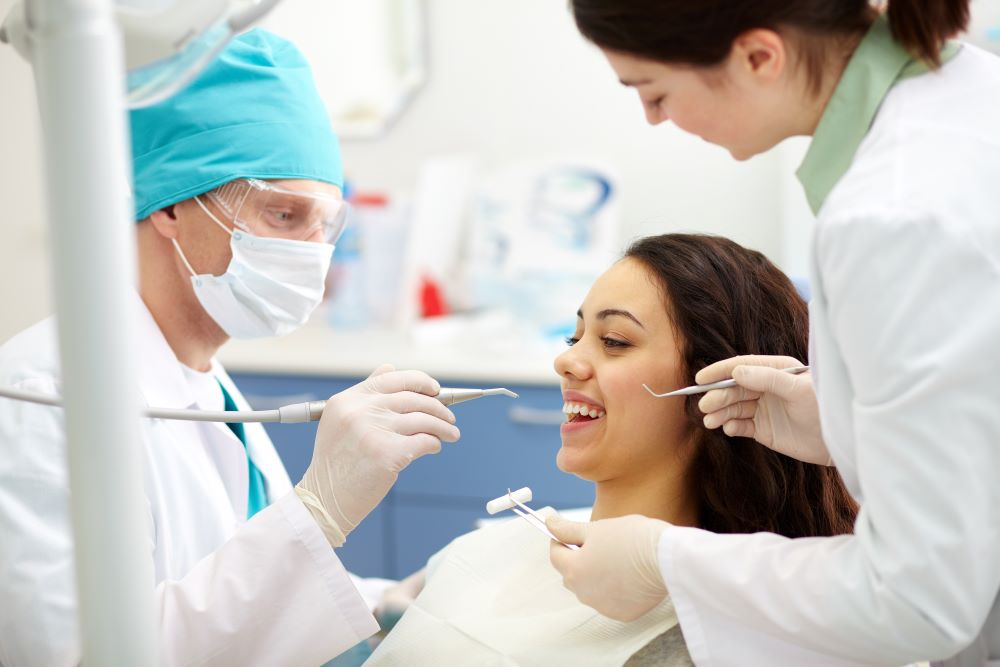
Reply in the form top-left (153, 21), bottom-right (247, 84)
top-left (206, 178), bottom-right (349, 243)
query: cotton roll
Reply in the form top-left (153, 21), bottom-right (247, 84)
top-left (486, 487), bottom-right (533, 515)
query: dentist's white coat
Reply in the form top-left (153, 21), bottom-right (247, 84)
top-left (0, 300), bottom-right (380, 667)
top-left (658, 45), bottom-right (1000, 666)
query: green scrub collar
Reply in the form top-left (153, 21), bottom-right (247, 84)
top-left (796, 15), bottom-right (960, 215)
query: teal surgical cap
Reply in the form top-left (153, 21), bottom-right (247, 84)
top-left (130, 29), bottom-right (341, 221)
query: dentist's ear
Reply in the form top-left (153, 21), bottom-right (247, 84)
top-left (729, 28), bottom-right (787, 84)
top-left (148, 205), bottom-right (180, 239)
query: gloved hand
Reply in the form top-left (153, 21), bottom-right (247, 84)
top-left (696, 354), bottom-right (832, 466)
top-left (547, 514), bottom-right (669, 622)
top-left (296, 364), bottom-right (460, 547)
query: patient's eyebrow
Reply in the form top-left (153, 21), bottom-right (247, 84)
top-left (576, 308), bottom-right (645, 329)
top-left (619, 78), bottom-right (652, 87)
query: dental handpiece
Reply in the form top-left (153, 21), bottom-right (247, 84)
top-left (0, 385), bottom-right (519, 424)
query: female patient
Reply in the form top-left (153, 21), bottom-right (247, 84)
top-left (366, 234), bottom-right (858, 666)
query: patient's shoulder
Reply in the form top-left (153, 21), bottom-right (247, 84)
top-left (625, 623), bottom-right (693, 666)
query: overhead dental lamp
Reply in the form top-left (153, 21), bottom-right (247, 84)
top-left (1, 0), bottom-right (282, 107)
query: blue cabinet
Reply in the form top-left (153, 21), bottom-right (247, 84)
top-left (230, 372), bottom-right (592, 579)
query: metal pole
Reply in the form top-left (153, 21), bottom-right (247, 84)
top-left (27, 0), bottom-right (156, 663)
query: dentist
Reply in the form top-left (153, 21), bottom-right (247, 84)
top-left (547, 1), bottom-right (1000, 665)
top-left (0, 30), bottom-right (458, 666)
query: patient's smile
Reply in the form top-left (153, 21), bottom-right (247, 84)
top-left (562, 402), bottom-right (607, 421)
top-left (560, 390), bottom-right (606, 435)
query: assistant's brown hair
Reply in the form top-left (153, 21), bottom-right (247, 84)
top-left (572, 0), bottom-right (969, 92)
top-left (625, 234), bottom-right (857, 538)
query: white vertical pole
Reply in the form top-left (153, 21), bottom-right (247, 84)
top-left (27, 0), bottom-right (157, 664)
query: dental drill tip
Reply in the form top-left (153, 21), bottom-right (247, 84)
top-left (483, 388), bottom-right (518, 399)
top-left (436, 387), bottom-right (518, 406)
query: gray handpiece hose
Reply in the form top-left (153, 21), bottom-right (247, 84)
top-left (0, 385), bottom-right (518, 423)
top-left (275, 388), bottom-right (520, 422)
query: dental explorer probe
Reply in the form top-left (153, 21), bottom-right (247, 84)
top-left (643, 365), bottom-right (809, 398)
top-left (0, 385), bottom-right (518, 424)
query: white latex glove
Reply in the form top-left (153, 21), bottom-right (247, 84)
top-left (546, 514), bottom-right (668, 622)
top-left (296, 364), bottom-right (460, 546)
top-left (696, 354), bottom-right (832, 466)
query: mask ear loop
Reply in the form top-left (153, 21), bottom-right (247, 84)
top-left (171, 238), bottom-right (199, 279)
top-left (194, 195), bottom-right (235, 237)
top-left (171, 195), bottom-right (236, 280)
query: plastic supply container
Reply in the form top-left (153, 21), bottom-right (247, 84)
top-left (325, 207), bottom-right (368, 329)
top-left (356, 192), bottom-right (409, 329)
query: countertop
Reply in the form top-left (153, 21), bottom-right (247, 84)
top-left (217, 313), bottom-right (564, 386)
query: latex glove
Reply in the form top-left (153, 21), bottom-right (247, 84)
top-left (297, 364), bottom-right (460, 546)
top-left (374, 568), bottom-right (425, 630)
top-left (696, 354), bottom-right (832, 466)
top-left (547, 514), bottom-right (668, 622)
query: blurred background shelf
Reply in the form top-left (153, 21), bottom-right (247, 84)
top-left (218, 318), bottom-right (563, 385)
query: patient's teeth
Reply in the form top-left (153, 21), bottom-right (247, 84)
top-left (562, 402), bottom-right (607, 418)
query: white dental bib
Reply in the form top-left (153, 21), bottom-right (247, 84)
top-left (366, 507), bottom-right (683, 666)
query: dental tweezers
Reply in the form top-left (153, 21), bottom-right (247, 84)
top-left (499, 488), bottom-right (580, 551)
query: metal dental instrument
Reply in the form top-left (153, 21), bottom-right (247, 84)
top-left (437, 387), bottom-right (518, 406)
top-left (643, 365), bottom-right (810, 398)
top-left (486, 487), bottom-right (581, 551)
top-left (0, 385), bottom-right (518, 424)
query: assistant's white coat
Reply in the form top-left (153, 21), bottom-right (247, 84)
top-left (658, 44), bottom-right (1000, 667)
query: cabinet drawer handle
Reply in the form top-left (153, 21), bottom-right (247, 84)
top-left (508, 406), bottom-right (564, 426)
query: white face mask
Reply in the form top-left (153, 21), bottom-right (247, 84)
top-left (171, 196), bottom-right (334, 339)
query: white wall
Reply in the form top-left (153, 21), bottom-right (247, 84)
top-left (0, 0), bottom-right (50, 342)
top-left (335, 0), bottom-right (785, 257)
top-left (0, 0), bottom-right (797, 343)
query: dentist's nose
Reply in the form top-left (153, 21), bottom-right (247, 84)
top-left (644, 106), bottom-right (668, 126)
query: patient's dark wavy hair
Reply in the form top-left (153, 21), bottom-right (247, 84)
top-left (625, 234), bottom-right (857, 537)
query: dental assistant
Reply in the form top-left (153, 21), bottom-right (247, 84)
top-left (547, 1), bottom-right (1000, 665)
top-left (0, 30), bottom-right (459, 667)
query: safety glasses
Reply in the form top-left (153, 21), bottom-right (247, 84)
top-left (206, 178), bottom-right (349, 243)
